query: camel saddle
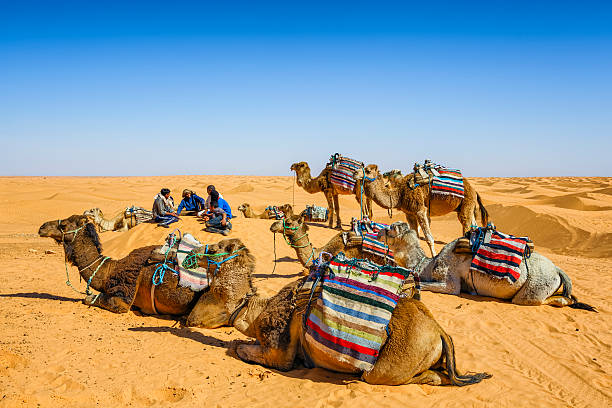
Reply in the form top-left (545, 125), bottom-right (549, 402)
top-left (327, 153), bottom-right (363, 193)
top-left (297, 253), bottom-right (417, 372)
top-left (454, 226), bottom-right (534, 255)
top-left (303, 204), bottom-right (329, 222)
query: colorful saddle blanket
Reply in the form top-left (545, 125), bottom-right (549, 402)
top-left (351, 219), bottom-right (394, 264)
top-left (125, 206), bottom-right (154, 224)
top-left (329, 154), bottom-right (363, 193)
top-left (304, 204), bottom-right (329, 222)
top-left (176, 233), bottom-right (209, 291)
top-left (412, 160), bottom-right (465, 200)
top-left (302, 253), bottom-right (414, 372)
top-left (265, 206), bottom-right (285, 220)
top-left (469, 228), bottom-right (530, 283)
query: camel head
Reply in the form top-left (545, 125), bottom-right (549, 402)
top-left (290, 162), bottom-right (310, 186)
top-left (83, 208), bottom-right (103, 219)
top-left (376, 221), bottom-right (419, 251)
top-left (237, 203), bottom-right (250, 213)
top-left (353, 164), bottom-right (379, 182)
top-left (38, 214), bottom-right (91, 244)
top-left (270, 214), bottom-right (307, 236)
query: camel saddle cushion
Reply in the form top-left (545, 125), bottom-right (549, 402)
top-left (468, 227), bottom-right (531, 283)
top-left (411, 160), bottom-right (464, 200)
top-left (301, 253), bottom-right (413, 372)
top-left (351, 218), bottom-right (395, 265)
top-left (303, 204), bottom-right (329, 222)
top-left (265, 206), bottom-right (285, 220)
top-left (124, 206), bottom-right (154, 224)
top-left (328, 153), bottom-right (363, 193)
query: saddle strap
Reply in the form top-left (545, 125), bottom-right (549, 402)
top-left (150, 283), bottom-right (158, 314)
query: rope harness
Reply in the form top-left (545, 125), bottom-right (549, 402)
top-left (277, 218), bottom-right (316, 267)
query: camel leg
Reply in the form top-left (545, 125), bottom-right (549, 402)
top-left (366, 197), bottom-right (373, 219)
top-left (324, 190), bottom-right (335, 229)
top-left (416, 210), bottom-right (436, 256)
top-left (333, 194), bottom-right (342, 229)
top-left (84, 292), bottom-right (132, 313)
top-left (511, 260), bottom-right (560, 306)
top-left (185, 291), bottom-right (229, 328)
top-left (409, 370), bottom-right (451, 385)
top-left (542, 295), bottom-right (573, 307)
top-left (404, 213), bottom-right (420, 238)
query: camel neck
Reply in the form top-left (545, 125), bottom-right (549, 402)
top-left (288, 229), bottom-right (316, 267)
top-left (232, 293), bottom-right (268, 338)
top-left (396, 246), bottom-right (431, 278)
top-left (296, 168), bottom-right (320, 194)
top-left (67, 231), bottom-right (112, 292)
top-left (364, 177), bottom-right (401, 209)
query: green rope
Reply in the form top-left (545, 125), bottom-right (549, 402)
top-left (85, 256), bottom-right (110, 295)
top-left (181, 247), bottom-right (245, 269)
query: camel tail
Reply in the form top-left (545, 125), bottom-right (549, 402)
top-left (557, 268), bottom-right (597, 312)
top-left (440, 331), bottom-right (492, 386)
top-left (476, 193), bottom-right (489, 227)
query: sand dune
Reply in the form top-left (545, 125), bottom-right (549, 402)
top-left (0, 175), bottom-right (610, 407)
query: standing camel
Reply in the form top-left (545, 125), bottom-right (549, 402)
top-left (354, 164), bottom-right (488, 256)
top-left (185, 238), bottom-right (491, 386)
top-left (291, 161), bottom-right (372, 229)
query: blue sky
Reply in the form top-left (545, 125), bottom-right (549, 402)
top-left (1, 1), bottom-right (611, 176)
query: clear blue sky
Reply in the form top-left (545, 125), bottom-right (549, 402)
top-left (2, 1), bottom-right (611, 177)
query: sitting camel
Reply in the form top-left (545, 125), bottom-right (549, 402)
top-left (378, 222), bottom-right (596, 310)
top-left (83, 207), bottom-right (145, 232)
top-left (270, 214), bottom-right (379, 269)
top-left (37, 215), bottom-right (255, 323)
top-left (237, 203), bottom-right (293, 219)
top-left (185, 239), bottom-right (491, 386)
top-left (354, 164), bottom-right (489, 256)
top-left (291, 161), bottom-right (372, 229)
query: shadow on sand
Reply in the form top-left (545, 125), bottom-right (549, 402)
top-left (0, 292), bottom-right (81, 303)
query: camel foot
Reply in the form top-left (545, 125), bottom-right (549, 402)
top-left (334, 224), bottom-right (343, 230)
top-left (83, 294), bottom-right (98, 306)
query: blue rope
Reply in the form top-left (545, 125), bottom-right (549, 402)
top-left (152, 233), bottom-right (178, 286)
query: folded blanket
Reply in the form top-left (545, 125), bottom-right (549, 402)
top-left (470, 229), bottom-right (529, 283)
top-left (303, 254), bottom-right (412, 372)
top-left (176, 233), bottom-right (209, 291)
top-left (351, 219), bottom-right (394, 264)
top-left (330, 155), bottom-right (363, 193)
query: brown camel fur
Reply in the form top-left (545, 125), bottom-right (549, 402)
top-left (188, 245), bottom-right (491, 386)
top-left (355, 164), bottom-right (489, 256)
top-left (37, 215), bottom-right (251, 325)
top-left (237, 203), bottom-right (294, 219)
top-left (291, 161), bottom-right (372, 229)
top-left (270, 214), bottom-right (390, 270)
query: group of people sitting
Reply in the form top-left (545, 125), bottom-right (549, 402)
top-left (151, 185), bottom-right (233, 235)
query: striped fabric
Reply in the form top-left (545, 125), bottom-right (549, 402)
top-left (470, 230), bottom-right (529, 283)
top-left (176, 233), bottom-right (209, 291)
top-left (330, 155), bottom-right (363, 193)
top-left (351, 219), bottom-right (394, 264)
top-left (265, 206), bottom-right (285, 220)
top-left (125, 206), bottom-right (154, 224)
top-left (304, 204), bottom-right (329, 222)
top-left (430, 167), bottom-right (465, 200)
top-left (303, 254), bottom-right (411, 372)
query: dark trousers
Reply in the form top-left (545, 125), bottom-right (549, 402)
top-left (206, 215), bottom-right (232, 233)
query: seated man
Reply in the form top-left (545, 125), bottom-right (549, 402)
top-left (152, 188), bottom-right (179, 228)
top-left (202, 190), bottom-right (232, 235)
top-left (177, 189), bottom-right (206, 216)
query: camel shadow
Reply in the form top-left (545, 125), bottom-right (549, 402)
top-left (0, 292), bottom-right (81, 303)
top-left (273, 256), bottom-right (298, 263)
top-left (128, 326), bottom-right (228, 349)
top-left (253, 272), bottom-right (304, 279)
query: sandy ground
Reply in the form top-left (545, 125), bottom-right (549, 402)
top-left (0, 175), bottom-right (611, 407)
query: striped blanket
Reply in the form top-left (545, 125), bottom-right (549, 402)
top-left (125, 206), bottom-right (154, 224)
top-left (329, 154), bottom-right (363, 193)
top-left (176, 233), bottom-right (209, 291)
top-left (304, 204), bottom-right (329, 222)
top-left (430, 167), bottom-right (464, 200)
top-left (352, 219), bottom-right (394, 264)
top-left (470, 229), bottom-right (529, 283)
top-left (302, 254), bottom-right (412, 372)
top-left (265, 206), bottom-right (285, 220)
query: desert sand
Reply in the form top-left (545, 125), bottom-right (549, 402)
top-left (1, 175), bottom-right (611, 407)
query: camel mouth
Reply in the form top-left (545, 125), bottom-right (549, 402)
top-left (269, 222), bottom-right (283, 233)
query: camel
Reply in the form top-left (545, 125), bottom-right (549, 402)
top-left (83, 207), bottom-right (148, 232)
top-left (354, 164), bottom-right (489, 256)
top-left (237, 203), bottom-right (293, 219)
top-left (378, 222), bottom-right (596, 310)
top-left (270, 214), bottom-right (382, 269)
top-left (185, 239), bottom-right (491, 386)
top-left (37, 214), bottom-right (255, 323)
top-left (291, 161), bottom-right (372, 229)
